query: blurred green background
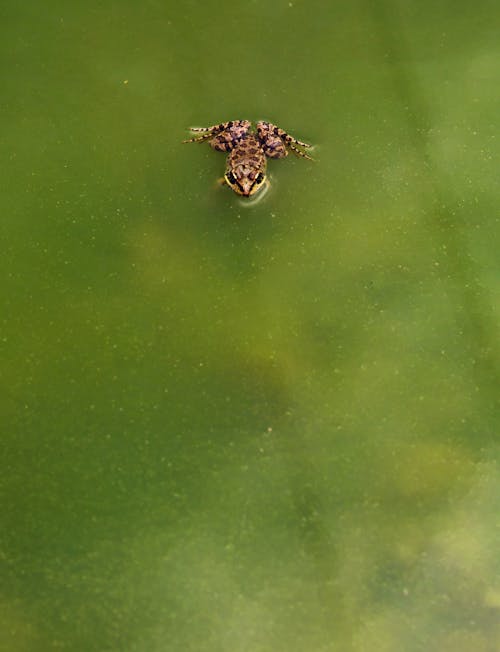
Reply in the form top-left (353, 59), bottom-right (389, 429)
top-left (1, 1), bottom-right (499, 650)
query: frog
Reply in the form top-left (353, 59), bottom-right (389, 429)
top-left (183, 120), bottom-right (313, 197)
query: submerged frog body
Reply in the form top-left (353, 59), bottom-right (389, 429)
top-left (183, 120), bottom-right (313, 197)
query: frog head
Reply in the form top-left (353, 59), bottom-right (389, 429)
top-left (224, 165), bottom-right (267, 197)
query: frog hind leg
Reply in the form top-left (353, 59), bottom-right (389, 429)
top-left (256, 121), bottom-right (314, 160)
top-left (183, 120), bottom-right (251, 151)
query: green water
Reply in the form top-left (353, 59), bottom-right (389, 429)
top-left (2, 1), bottom-right (499, 650)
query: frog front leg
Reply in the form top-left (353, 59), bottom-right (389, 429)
top-left (183, 120), bottom-right (252, 152)
top-left (256, 121), bottom-right (314, 160)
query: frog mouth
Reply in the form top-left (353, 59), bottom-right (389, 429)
top-left (236, 177), bottom-right (271, 206)
top-left (239, 180), bottom-right (257, 196)
top-left (225, 175), bottom-right (257, 196)
top-left (225, 166), bottom-right (267, 197)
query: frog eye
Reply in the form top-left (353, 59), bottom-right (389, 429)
top-left (225, 171), bottom-right (237, 184)
top-left (255, 173), bottom-right (265, 184)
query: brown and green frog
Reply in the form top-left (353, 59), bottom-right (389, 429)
top-left (183, 120), bottom-right (313, 197)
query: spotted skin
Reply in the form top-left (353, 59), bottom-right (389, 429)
top-left (183, 120), bottom-right (313, 197)
top-left (256, 121), bottom-right (313, 160)
top-left (224, 134), bottom-right (267, 197)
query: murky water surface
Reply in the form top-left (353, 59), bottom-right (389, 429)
top-left (2, 2), bottom-right (499, 650)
